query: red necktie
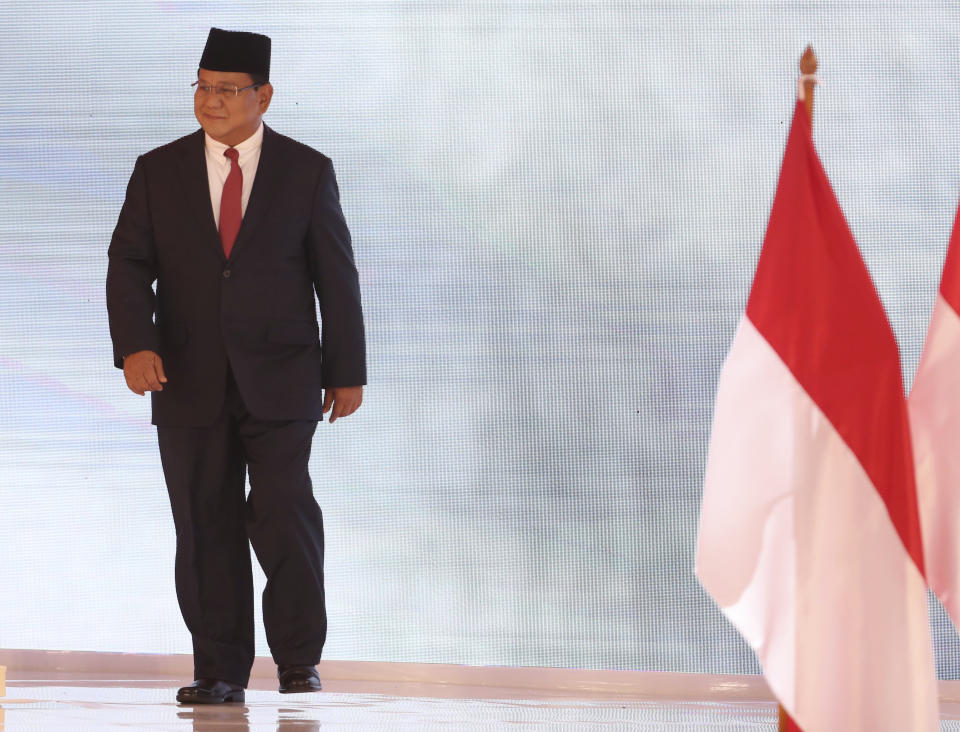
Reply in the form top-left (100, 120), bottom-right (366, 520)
top-left (219, 147), bottom-right (242, 258)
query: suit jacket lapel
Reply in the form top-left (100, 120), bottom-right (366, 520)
top-left (176, 129), bottom-right (224, 260)
top-left (228, 123), bottom-right (281, 263)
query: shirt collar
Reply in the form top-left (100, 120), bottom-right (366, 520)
top-left (204, 121), bottom-right (264, 159)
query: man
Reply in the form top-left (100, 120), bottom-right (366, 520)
top-left (106, 28), bottom-right (365, 704)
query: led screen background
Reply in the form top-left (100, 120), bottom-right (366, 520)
top-left (2, 1), bottom-right (960, 676)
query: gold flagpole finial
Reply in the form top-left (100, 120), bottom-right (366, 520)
top-left (799, 45), bottom-right (819, 125)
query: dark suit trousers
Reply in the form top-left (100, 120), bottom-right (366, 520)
top-left (157, 371), bottom-right (326, 687)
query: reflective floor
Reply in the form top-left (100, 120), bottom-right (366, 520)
top-left (5, 673), bottom-right (960, 730)
top-left (0, 673), bottom-right (782, 731)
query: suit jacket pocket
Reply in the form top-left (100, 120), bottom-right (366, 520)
top-left (267, 319), bottom-right (320, 345)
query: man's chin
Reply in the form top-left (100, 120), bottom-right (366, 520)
top-left (199, 123), bottom-right (233, 143)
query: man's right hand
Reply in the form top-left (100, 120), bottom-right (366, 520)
top-left (123, 350), bottom-right (168, 395)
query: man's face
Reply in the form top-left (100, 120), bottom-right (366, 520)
top-left (194, 69), bottom-right (273, 147)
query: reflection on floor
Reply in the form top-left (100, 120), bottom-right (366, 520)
top-left (4, 668), bottom-right (960, 730)
top-left (1, 671), bottom-right (782, 731)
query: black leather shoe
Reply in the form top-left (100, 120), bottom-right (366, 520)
top-left (176, 678), bottom-right (245, 704)
top-left (277, 665), bottom-right (322, 693)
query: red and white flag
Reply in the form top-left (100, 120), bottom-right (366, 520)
top-left (696, 100), bottom-right (937, 731)
top-left (909, 206), bottom-right (960, 628)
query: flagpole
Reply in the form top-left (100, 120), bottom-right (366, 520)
top-left (774, 44), bottom-right (819, 732)
top-left (778, 703), bottom-right (792, 731)
top-left (800, 45), bottom-right (818, 124)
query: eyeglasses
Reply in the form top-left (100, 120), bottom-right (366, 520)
top-left (191, 81), bottom-right (260, 98)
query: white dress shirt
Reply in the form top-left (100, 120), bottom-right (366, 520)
top-left (204, 122), bottom-right (264, 229)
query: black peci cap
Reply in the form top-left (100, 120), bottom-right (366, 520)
top-left (199, 27), bottom-right (271, 80)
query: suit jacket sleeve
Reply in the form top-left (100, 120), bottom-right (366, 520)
top-left (106, 155), bottom-right (160, 369)
top-left (308, 158), bottom-right (367, 387)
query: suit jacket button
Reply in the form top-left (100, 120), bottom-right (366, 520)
top-left (222, 269), bottom-right (231, 279)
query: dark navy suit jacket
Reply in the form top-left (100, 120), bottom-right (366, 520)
top-left (107, 124), bottom-right (366, 427)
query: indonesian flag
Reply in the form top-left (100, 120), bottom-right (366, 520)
top-left (910, 206), bottom-right (960, 629)
top-left (696, 100), bottom-right (938, 731)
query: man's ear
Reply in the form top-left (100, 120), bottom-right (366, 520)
top-left (258, 83), bottom-right (274, 113)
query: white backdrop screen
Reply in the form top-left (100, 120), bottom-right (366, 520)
top-left (2, 1), bottom-right (960, 677)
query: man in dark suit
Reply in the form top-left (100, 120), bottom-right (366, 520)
top-left (106, 28), bottom-right (365, 704)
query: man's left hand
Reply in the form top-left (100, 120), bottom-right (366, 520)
top-left (323, 386), bottom-right (363, 423)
